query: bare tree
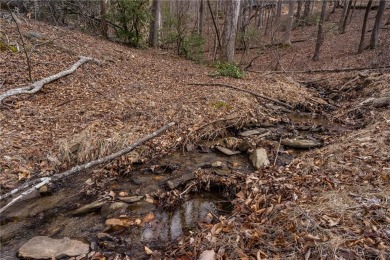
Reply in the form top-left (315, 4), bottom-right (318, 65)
top-left (220, 0), bottom-right (241, 62)
top-left (283, 0), bottom-right (294, 46)
top-left (197, 0), bottom-right (204, 36)
top-left (149, 0), bottom-right (161, 47)
top-left (296, 0), bottom-right (302, 18)
top-left (369, 0), bottom-right (386, 49)
top-left (358, 0), bottom-right (372, 53)
top-left (100, 0), bottom-right (109, 39)
top-left (313, 0), bottom-right (327, 61)
top-left (302, 0), bottom-right (311, 22)
top-left (339, 0), bottom-right (351, 34)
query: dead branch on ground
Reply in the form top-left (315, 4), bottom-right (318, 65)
top-left (0, 56), bottom-right (98, 104)
top-left (0, 122), bottom-right (175, 213)
top-left (188, 83), bottom-right (294, 110)
top-left (248, 65), bottom-right (390, 74)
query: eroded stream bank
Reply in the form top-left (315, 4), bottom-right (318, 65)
top-left (0, 112), bottom-right (349, 259)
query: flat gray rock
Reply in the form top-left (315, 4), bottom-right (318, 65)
top-left (239, 128), bottom-right (267, 137)
top-left (18, 236), bottom-right (89, 259)
top-left (71, 200), bottom-right (105, 215)
top-left (250, 148), bottom-right (270, 169)
top-left (281, 138), bottom-right (322, 149)
top-left (215, 146), bottom-right (240, 156)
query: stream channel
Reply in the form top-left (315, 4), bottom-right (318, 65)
top-left (0, 113), bottom-right (348, 259)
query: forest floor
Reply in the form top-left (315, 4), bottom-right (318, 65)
top-left (1, 6), bottom-right (390, 260)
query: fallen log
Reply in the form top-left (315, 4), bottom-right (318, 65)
top-left (281, 138), bottom-right (322, 149)
top-left (0, 122), bottom-right (175, 213)
top-left (188, 83), bottom-right (294, 110)
top-left (0, 56), bottom-right (98, 104)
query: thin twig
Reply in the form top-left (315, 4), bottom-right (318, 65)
top-left (273, 138), bottom-right (282, 166)
top-left (188, 83), bottom-right (294, 110)
top-left (8, 10), bottom-right (32, 82)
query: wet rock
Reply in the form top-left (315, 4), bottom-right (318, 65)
top-left (105, 217), bottom-right (141, 229)
top-left (166, 181), bottom-right (175, 190)
top-left (71, 200), bottom-right (105, 216)
top-left (239, 128), bottom-right (267, 137)
top-left (97, 232), bottom-right (115, 241)
top-left (38, 184), bottom-right (53, 195)
top-left (281, 138), bottom-right (322, 149)
top-left (198, 250), bottom-right (217, 260)
top-left (18, 236), bottom-right (89, 259)
top-left (118, 196), bottom-right (143, 203)
top-left (215, 146), bottom-right (240, 156)
top-left (237, 140), bottom-right (252, 152)
top-left (250, 148), bottom-right (270, 169)
top-left (211, 161), bottom-right (223, 168)
top-left (101, 202), bottom-right (128, 218)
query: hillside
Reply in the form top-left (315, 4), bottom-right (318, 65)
top-left (1, 10), bottom-right (390, 260)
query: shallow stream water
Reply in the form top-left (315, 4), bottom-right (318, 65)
top-left (0, 112), bottom-right (347, 259)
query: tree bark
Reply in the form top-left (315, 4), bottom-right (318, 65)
top-left (220, 0), bottom-right (241, 63)
top-left (339, 0), bottom-right (351, 34)
top-left (0, 122), bottom-right (176, 213)
top-left (148, 0), bottom-right (161, 48)
top-left (100, 0), bottom-right (109, 39)
top-left (0, 56), bottom-right (97, 103)
top-left (296, 0), bottom-right (302, 18)
top-left (358, 0), bottom-right (372, 53)
top-left (369, 0), bottom-right (386, 49)
top-left (303, 0), bottom-right (311, 21)
top-left (283, 0), bottom-right (295, 46)
top-left (198, 0), bottom-right (204, 36)
top-left (313, 0), bottom-right (327, 61)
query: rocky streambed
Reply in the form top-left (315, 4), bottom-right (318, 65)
top-left (0, 113), bottom-right (348, 259)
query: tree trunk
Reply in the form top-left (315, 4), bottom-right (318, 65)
top-left (220, 0), bottom-right (241, 62)
top-left (358, 0), bottom-right (372, 53)
top-left (331, 0), bottom-right (338, 14)
top-left (369, 0), bottom-right (386, 49)
top-left (313, 0), bottom-right (327, 61)
top-left (283, 0), bottom-right (295, 46)
top-left (148, 0), bottom-right (161, 47)
top-left (198, 0), bottom-right (204, 36)
top-left (339, 0), bottom-right (351, 34)
top-left (100, 0), bottom-right (109, 39)
top-left (296, 0), bottom-right (302, 18)
top-left (349, 0), bottom-right (357, 22)
top-left (275, 0), bottom-right (282, 25)
top-left (303, 0), bottom-right (311, 21)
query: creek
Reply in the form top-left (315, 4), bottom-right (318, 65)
top-left (0, 113), bottom-right (348, 259)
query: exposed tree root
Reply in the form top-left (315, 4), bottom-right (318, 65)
top-left (188, 83), bottom-right (294, 110)
top-left (248, 65), bottom-right (390, 74)
top-left (0, 56), bottom-right (98, 104)
top-left (0, 122), bottom-right (175, 213)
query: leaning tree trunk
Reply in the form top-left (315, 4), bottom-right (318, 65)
top-left (358, 0), bottom-right (372, 53)
top-left (283, 0), bottom-right (294, 46)
top-left (369, 0), bottom-right (386, 49)
top-left (148, 0), bottom-right (161, 47)
top-left (220, 0), bottom-right (241, 63)
top-left (100, 0), bottom-right (109, 39)
top-left (313, 0), bottom-right (327, 61)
